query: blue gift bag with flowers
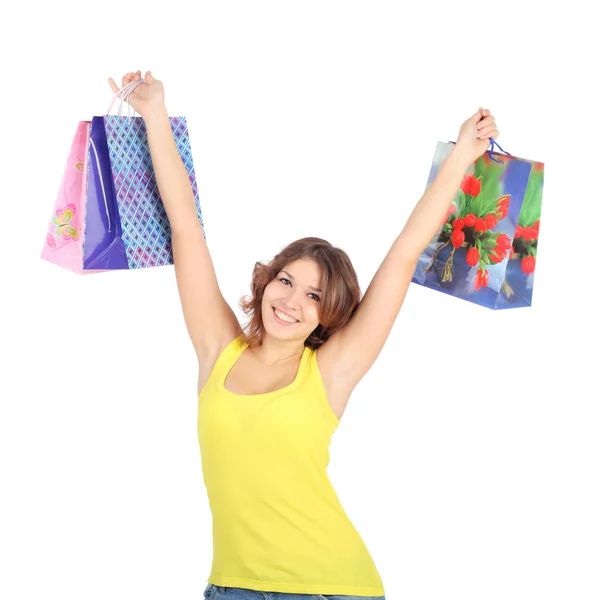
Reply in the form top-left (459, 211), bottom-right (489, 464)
top-left (411, 141), bottom-right (544, 309)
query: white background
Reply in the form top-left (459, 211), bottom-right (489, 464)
top-left (2, 1), bottom-right (598, 599)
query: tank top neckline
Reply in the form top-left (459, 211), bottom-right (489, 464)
top-left (218, 334), bottom-right (311, 398)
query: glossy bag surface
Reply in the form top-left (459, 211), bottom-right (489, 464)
top-left (81, 116), bottom-right (129, 270)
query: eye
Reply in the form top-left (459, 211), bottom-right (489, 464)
top-left (279, 278), bottom-right (320, 302)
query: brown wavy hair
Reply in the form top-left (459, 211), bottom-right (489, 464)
top-left (239, 237), bottom-right (362, 350)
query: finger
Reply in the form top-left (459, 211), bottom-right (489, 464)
top-left (476, 115), bottom-right (495, 130)
top-left (471, 106), bottom-right (484, 121)
top-left (479, 128), bottom-right (499, 140)
top-left (477, 120), bottom-right (495, 134)
top-left (122, 72), bottom-right (136, 87)
top-left (477, 123), bottom-right (497, 138)
top-left (108, 77), bottom-right (119, 93)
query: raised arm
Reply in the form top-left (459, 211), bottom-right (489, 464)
top-left (109, 71), bottom-right (242, 364)
top-left (319, 108), bottom-right (500, 391)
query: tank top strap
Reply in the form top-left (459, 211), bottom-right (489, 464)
top-left (298, 345), bottom-right (312, 382)
top-left (208, 334), bottom-right (248, 386)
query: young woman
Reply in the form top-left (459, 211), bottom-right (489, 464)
top-left (109, 70), bottom-right (499, 600)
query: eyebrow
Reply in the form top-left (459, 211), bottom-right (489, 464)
top-left (280, 270), bottom-right (321, 293)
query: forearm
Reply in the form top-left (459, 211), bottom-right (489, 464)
top-left (394, 144), bottom-right (471, 262)
top-left (143, 105), bottom-right (202, 235)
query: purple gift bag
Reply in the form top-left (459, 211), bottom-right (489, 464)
top-left (82, 115), bottom-right (129, 269)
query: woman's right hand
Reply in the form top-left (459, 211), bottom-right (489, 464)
top-left (108, 70), bottom-right (165, 118)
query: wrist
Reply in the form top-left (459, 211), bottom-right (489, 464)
top-left (450, 142), bottom-right (473, 171)
top-left (142, 103), bottom-right (168, 123)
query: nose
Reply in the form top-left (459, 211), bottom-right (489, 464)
top-left (282, 288), bottom-right (304, 312)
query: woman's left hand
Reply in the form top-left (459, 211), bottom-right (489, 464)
top-left (455, 107), bottom-right (499, 164)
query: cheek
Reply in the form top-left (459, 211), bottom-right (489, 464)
top-left (306, 302), bottom-right (321, 323)
top-left (262, 283), bottom-right (281, 307)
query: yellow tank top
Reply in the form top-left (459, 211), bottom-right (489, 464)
top-left (197, 334), bottom-right (385, 597)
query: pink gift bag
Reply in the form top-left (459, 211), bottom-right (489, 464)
top-left (40, 121), bottom-right (104, 274)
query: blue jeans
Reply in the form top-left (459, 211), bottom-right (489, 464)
top-left (203, 583), bottom-right (386, 600)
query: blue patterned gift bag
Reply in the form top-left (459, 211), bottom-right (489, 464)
top-left (101, 79), bottom-right (205, 269)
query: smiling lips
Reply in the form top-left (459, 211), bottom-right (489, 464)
top-left (273, 307), bottom-right (299, 325)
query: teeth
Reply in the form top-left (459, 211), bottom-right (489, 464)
top-left (274, 308), bottom-right (297, 324)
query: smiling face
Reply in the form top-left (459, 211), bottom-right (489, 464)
top-left (261, 257), bottom-right (323, 342)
